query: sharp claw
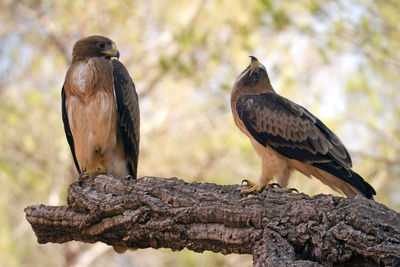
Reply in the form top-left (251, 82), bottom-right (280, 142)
top-left (268, 183), bottom-right (281, 188)
top-left (242, 179), bottom-right (256, 187)
top-left (287, 188), bottom-right (299, 193)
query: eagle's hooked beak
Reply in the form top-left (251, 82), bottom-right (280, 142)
top-left (102, 43), bottom-right (120, 59)
top-left (249, 56), bottom-right (260, 74)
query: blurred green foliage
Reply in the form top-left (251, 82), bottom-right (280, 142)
top-left (0, 0), bottom-right (399, 266)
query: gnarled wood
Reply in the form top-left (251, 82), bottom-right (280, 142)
top-left (25, 175), bottom-right (400, 266)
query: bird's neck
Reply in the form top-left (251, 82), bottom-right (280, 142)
top-left (231, 81), bottom-right (275, 103)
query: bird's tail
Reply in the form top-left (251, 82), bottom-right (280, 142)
top-left (312, 162), bottom-right (376, 199)
top-left (347, 169), bottom-right (376, 199)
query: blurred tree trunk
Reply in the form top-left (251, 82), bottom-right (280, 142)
top-left (25, 175), bottom-right (400, 266)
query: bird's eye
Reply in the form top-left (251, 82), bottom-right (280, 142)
top-left (252, 72), bottom-right (260, 82)
top-left (96, 42), bottom-right (105, 49)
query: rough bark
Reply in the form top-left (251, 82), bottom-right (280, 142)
top-left (25, 175), bottom-right (400, 266)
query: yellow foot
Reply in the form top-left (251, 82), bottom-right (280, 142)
top-left (80, 168), bottom-right (107, 176)
top-left (83, 168), bottom-right (107, 175)
top-left (265, 183), bottom-right (298, 193)
top-left (79, 168), bottom-right (107, 181)
top-left (240, 179), bottom-right (264, 194)
top-left (240, 181), bottom-right (291, 194)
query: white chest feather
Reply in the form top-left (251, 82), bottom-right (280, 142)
top-left (73, 63), bottom-right (89, 92)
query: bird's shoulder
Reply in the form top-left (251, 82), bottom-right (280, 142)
top-left (236, 92), bottom-right (317, 134)
top-left (111, 60), bottom-right (134, 82)
top-left (239, 92), bottom-right (312, 117)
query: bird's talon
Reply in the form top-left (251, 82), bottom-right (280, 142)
top-left (240, 186), bottom-right (258, 194)
top-left (268, 183), bottom-right (281, 188)
top-left (288, 188), bottom-right (299, 193)
top-left (241, 179), bottom-right (256, 187)
top-left (82, 169), bottom-right (107, 176)
top-left (79, 169), bottom-right (107, 183)
top-left (240, 183), bottom-right (265, 194)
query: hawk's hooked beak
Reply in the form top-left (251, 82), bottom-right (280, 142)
top-left (102, 43), bottom-right (120, 59)
top-left (249, 56), bottom-right (260, 74)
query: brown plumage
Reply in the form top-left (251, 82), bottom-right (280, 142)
top-left (231, 56), bottom-right (375, 199)
top-left (62, 35), bottom-right (139, 179)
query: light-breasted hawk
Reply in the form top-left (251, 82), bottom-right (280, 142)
top-left (62, 35), bottom-right (139, 179)
top-left (231, 56), bottom-right (375, 199)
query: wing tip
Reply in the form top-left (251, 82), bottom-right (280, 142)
top-left (313, 162), bottom-right (376, 199)
top-left (342, 169), bottom-right (376, 199)
top-left (351, 170), bottom-right (376, 199)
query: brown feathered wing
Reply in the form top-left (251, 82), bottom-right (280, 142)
top-left (112, 59), bottom-right (140, 179)
top-left (62, 86), bottom-right (80, 173)
top-left (236, 92), bottom-right (375, 198)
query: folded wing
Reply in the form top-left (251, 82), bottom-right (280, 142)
top-left (112, 60), bottom-right (140, 178)
top-left (62, 86), bottom-right (80, 173)
top-left (236, 92), bottom-right (375, 198)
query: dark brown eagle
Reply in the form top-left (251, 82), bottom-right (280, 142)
top-left (231, 56), bottom-right (375, 199)
top-left (62, 35), bottom-right (139, 179)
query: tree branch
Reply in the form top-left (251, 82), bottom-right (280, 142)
top-left (25, 175), bottom-right (400, 266)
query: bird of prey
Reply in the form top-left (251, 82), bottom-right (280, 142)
top-left (231, 56), bottom-right (375, 199)
top-left (62, 35), bottom-right (140, 179)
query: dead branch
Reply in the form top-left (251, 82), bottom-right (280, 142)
top-left (25, 175), bottom-right (400, 266)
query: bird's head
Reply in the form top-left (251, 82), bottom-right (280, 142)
top-left (72, 35), bottom-right (120, 63)
top-left (233, 56), bottom-right (273, 94)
